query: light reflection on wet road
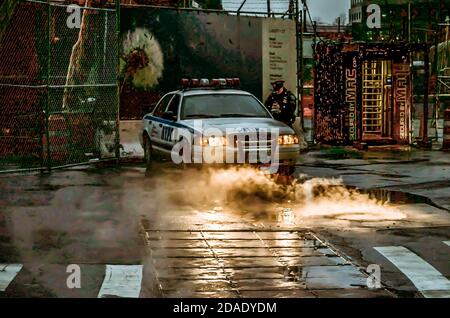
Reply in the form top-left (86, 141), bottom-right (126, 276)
top-left (142, 228), bottom-right (388, 298)
top-left (137, 165), bottom-right (449, 298)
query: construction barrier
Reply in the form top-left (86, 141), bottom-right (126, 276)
top-left (42, 113), bottom-right (97, 164)
top-left (43, 115), bottom-right (70, 162)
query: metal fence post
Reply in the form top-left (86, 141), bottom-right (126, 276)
top-left (422, 45), bottom-right (430, 147)
top-left (115, 0), bottom-right (121, 162)
top-left (45, 0), bottom-right (51, 172)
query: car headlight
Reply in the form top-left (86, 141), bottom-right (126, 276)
top-left (278, 134), bottom-right (299, 145)
top-left (201, 136), bottom-right (228, 147)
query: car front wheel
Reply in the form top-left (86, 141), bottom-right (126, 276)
top-left (274, 164), bottom-right (296, 184)
top-left (279, 164), bottom-right (295, 176)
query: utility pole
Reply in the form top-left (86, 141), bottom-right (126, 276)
top-left (298, 0), bottom-right (304, 131)
top-left (408, 0), bottom-right (411, 42)
top-left (267, 0), bottom-right (271, 18)
top-left (423, 44), bottom-right (430, 147)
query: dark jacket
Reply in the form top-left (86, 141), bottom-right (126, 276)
top-left (264, 88), bottom-right (296, 125)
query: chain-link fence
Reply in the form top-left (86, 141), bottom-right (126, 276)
top-left (0, 0), bottom-right (119, 172)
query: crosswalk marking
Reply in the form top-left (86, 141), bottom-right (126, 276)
top-left (375, 246), bottom-right (450, 298)
top-left (0, 264), bottom-right (23, 291)
top-left (2, 241), bottom-right (448, 297)
top-left (97, 265), bottom-right (143, 298)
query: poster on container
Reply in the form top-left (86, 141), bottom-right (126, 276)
top-left (393, 63), bottom-right (411, 144)
top-left (262, 18), bottom-right (298, 103)
top-left (343, 50), bottom-right (359, 142)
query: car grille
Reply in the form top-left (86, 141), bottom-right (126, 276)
top-left (233, 134), bottom-right (275, 150)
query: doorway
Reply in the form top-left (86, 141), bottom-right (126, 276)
top-left (362, 60), bottom-right (393, 141)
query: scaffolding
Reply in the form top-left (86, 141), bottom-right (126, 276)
top-left (436, 16), bottom-right (450, 113)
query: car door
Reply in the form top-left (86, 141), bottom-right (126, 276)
top-left (161, 94), bottom-right (182, 151)
top-left (148, 93), bottom-right (174, 153)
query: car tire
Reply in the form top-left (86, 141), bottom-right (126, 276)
top-left (273, 165), bottom-right (295, 185)
top-left (279, 164), bottom-right (295, 176)
top-left (143, 134), bottom-right (153, 168)
top-left (274, 165), bottom-right (296, 184)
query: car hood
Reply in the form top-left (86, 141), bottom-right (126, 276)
top-left (181, 118), bottom-right (295, 135)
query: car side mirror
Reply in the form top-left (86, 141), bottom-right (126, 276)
top-left (162, 111), bottom-right (176, 121)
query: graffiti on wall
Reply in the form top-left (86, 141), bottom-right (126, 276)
top-left (120, 7), bottom-right (263, 119)
top-left (120, 7), bottom-right (297, 119)
top-left (344, 53), bottom-right (358, 141)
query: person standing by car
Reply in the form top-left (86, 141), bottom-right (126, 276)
top-left (264, 80), bottom-right (297, 127)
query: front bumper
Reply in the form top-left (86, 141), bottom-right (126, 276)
top-left (189, 144), bottom-right (300, 166)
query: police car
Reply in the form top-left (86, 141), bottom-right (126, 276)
top-left (140, 78), bottom-right (301, 175)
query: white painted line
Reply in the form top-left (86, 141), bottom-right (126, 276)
top-left (375, 246), bottom-right (450, 298)
top-left (0, 264), bottom-right (23, 291)
top-left (444, 241), bottom-right (450, 247)
top-left (98, 265), bottom-right (143, 298)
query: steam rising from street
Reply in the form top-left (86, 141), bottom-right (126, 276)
top-left (145, 166), bottom-right (406, 225)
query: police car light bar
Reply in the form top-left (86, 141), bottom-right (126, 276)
top-left (191, 78), bottom-right (200, 87)
top-left (180, 78), bottom-right (240, 89)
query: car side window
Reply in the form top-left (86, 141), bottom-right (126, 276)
top-left (153, 94), bottom-right (174, 118)
top-left (166, 94), bottom-right (181, 119)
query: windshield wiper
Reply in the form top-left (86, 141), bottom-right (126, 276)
top-left (184, 114), bottom-right (220, 119)
top-left (220, 113), bottom-right (257, 118)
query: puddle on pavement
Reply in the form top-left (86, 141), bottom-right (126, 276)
top-left (361, 188), bottom-right (437, 206)
top-left (271, 185), bottom-right (444, 225)
top-left (314, 148), bottom-right (423, 163)
top-left (315, 151), bottom-right (363, 160)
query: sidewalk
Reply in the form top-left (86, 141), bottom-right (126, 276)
top-left (119, 120), bottom-right (144, 159)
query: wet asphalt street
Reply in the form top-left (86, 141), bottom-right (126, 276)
top-left (0, 148), bottom-right (449, 298)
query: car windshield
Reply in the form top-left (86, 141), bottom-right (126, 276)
top-left (181, 94), bottom-right (271, 120)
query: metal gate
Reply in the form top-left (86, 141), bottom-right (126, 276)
top-left (0, 0), bottom-right (119, 173)
top-left (362, 60), bottom-right (393, 140)
top-left (362, 61), bottom-right (384, 137)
